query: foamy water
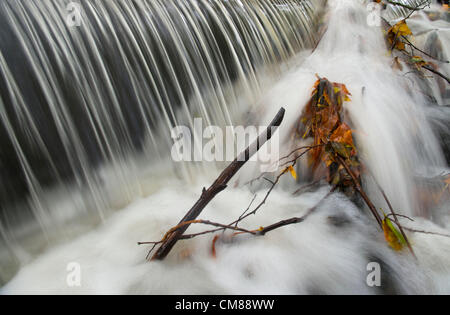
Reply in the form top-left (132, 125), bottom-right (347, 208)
top-left (2, 171), bottom-right (450, 295)
top-left (2, 0), bottom-right (450, 294)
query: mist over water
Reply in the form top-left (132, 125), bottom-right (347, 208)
top-left (1, 0), bottom-right (450, 294)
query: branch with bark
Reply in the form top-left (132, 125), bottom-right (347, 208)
top-left (139, 185), bottom-right (336, 252)
top-left (150, 108), bottom-right (286, 260)
top-left (141, 142), bottom-right (328, 259)
top-left (141, 71), bottom-right (446, 262)
top-left (381, 7), bottom-right (450, 87)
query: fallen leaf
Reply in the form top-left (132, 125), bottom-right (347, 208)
top-left (329, 123), bottom-right (354, 148)
top-left (211, 235), bottom-right (220, 258)
top-left (390, 20), bottom-right (412, 37)
top-left (392, 56), bottom-right (403, 71)
top-left (382, 216), bottom-right (407, 251)
top-left (411, 56), bottom-right (428, 69)
top-left (387, 20), bottom-right (412, 51)
top-left (288, 165), bottom-right (297, 180)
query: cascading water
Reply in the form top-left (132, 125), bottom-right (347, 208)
top-left (0, 0), bottom-right (323, 284)
top-left (1, 0), bottom-right (450, 294)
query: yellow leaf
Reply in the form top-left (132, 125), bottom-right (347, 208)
top-left (394, 41), bottom-right (406, 51)
top-left (387, 20), bottom-right (412, 51)
top-left (288, 165), bottom-right (297, 180)
top-left (390, 20), bottom-right (412, 37)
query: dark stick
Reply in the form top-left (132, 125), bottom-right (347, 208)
top-left (404, 227), bottom-right (450, 238)
top-left (258, 217), bottom-right (305, 235)
top-left (258, 186), bottom-right (337, 235)
top-left (335, 155), bottom-right (383, 227)
top-left (375, 182), bottom-right (417, 258)
top-left (151, 108), bottom-right (286, 260)
top-left (401, 35), bottom-right (449, 64)
top-left (422, 65), bottom-right (450, 85)
top-left (139, 185), bottom-right (337, 249)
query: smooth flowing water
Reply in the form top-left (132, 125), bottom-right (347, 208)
top-left (1, 0), bottom-right (450, 294)
top-left (0, 0), bottom-right (323, 284)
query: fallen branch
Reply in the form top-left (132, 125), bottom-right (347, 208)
top-left (143, 74), bottom-right (428, 262)
top-left (151, 108), bottom-right (286, 260)
top-left (335, 155), bottom-right (383, 227)
top-left (383, 13), bottom-right (450, 85)
top-left (169, 146), bottom-right (316, 245)
top-left (401, 35), bottom-right (449, 64)
top-left (422, 65), bottom-right (450, 85)
top-left (399, 48), bottom-right (450, 85)
top-left (258, 186), bottom-right (337, 235)
top-left (234, 146), bottom-right (316, 225)
top-left (139, 186), bottom-right (337, 254)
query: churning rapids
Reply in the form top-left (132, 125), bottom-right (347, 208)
top-left (1, 0), bottom-right (450, 294)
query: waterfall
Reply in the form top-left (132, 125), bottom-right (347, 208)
top-left (238, 0), bottom-right (448, 219)
top-left (1, 0), bottom-right (450, 294)
top-left (0, 0), bottom-right (324, 285)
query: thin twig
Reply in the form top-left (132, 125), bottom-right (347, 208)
top-left (292, 179), bottom-right (324, 196)
top-left (235, 194), bottom-right (257, 229)
top-left (422, 65), bottom-right (450, 84)
top-left (383, 0), bottom-right (430, 12)
top-left (280, 144), bottom-right (325, 162)
top-left (375, 182), bottom-right (417, 258)
top-left (235, 147), bottom-right (317, 227)
top-left (401, 35), bottom-right (449, 64)
top-left (139, 186), bottom-right (338, 255)
top-left (387, 213), bottom-right (414, 221)
top-left (143, 148), bottom-right (316, 251)
top-left (244, 145), bottom-right (319, 187)
top-left (404, 227), bottom-right (450, 238)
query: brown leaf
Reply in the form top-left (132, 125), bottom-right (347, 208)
top-left (211, 235), bottom-right (220, 258)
